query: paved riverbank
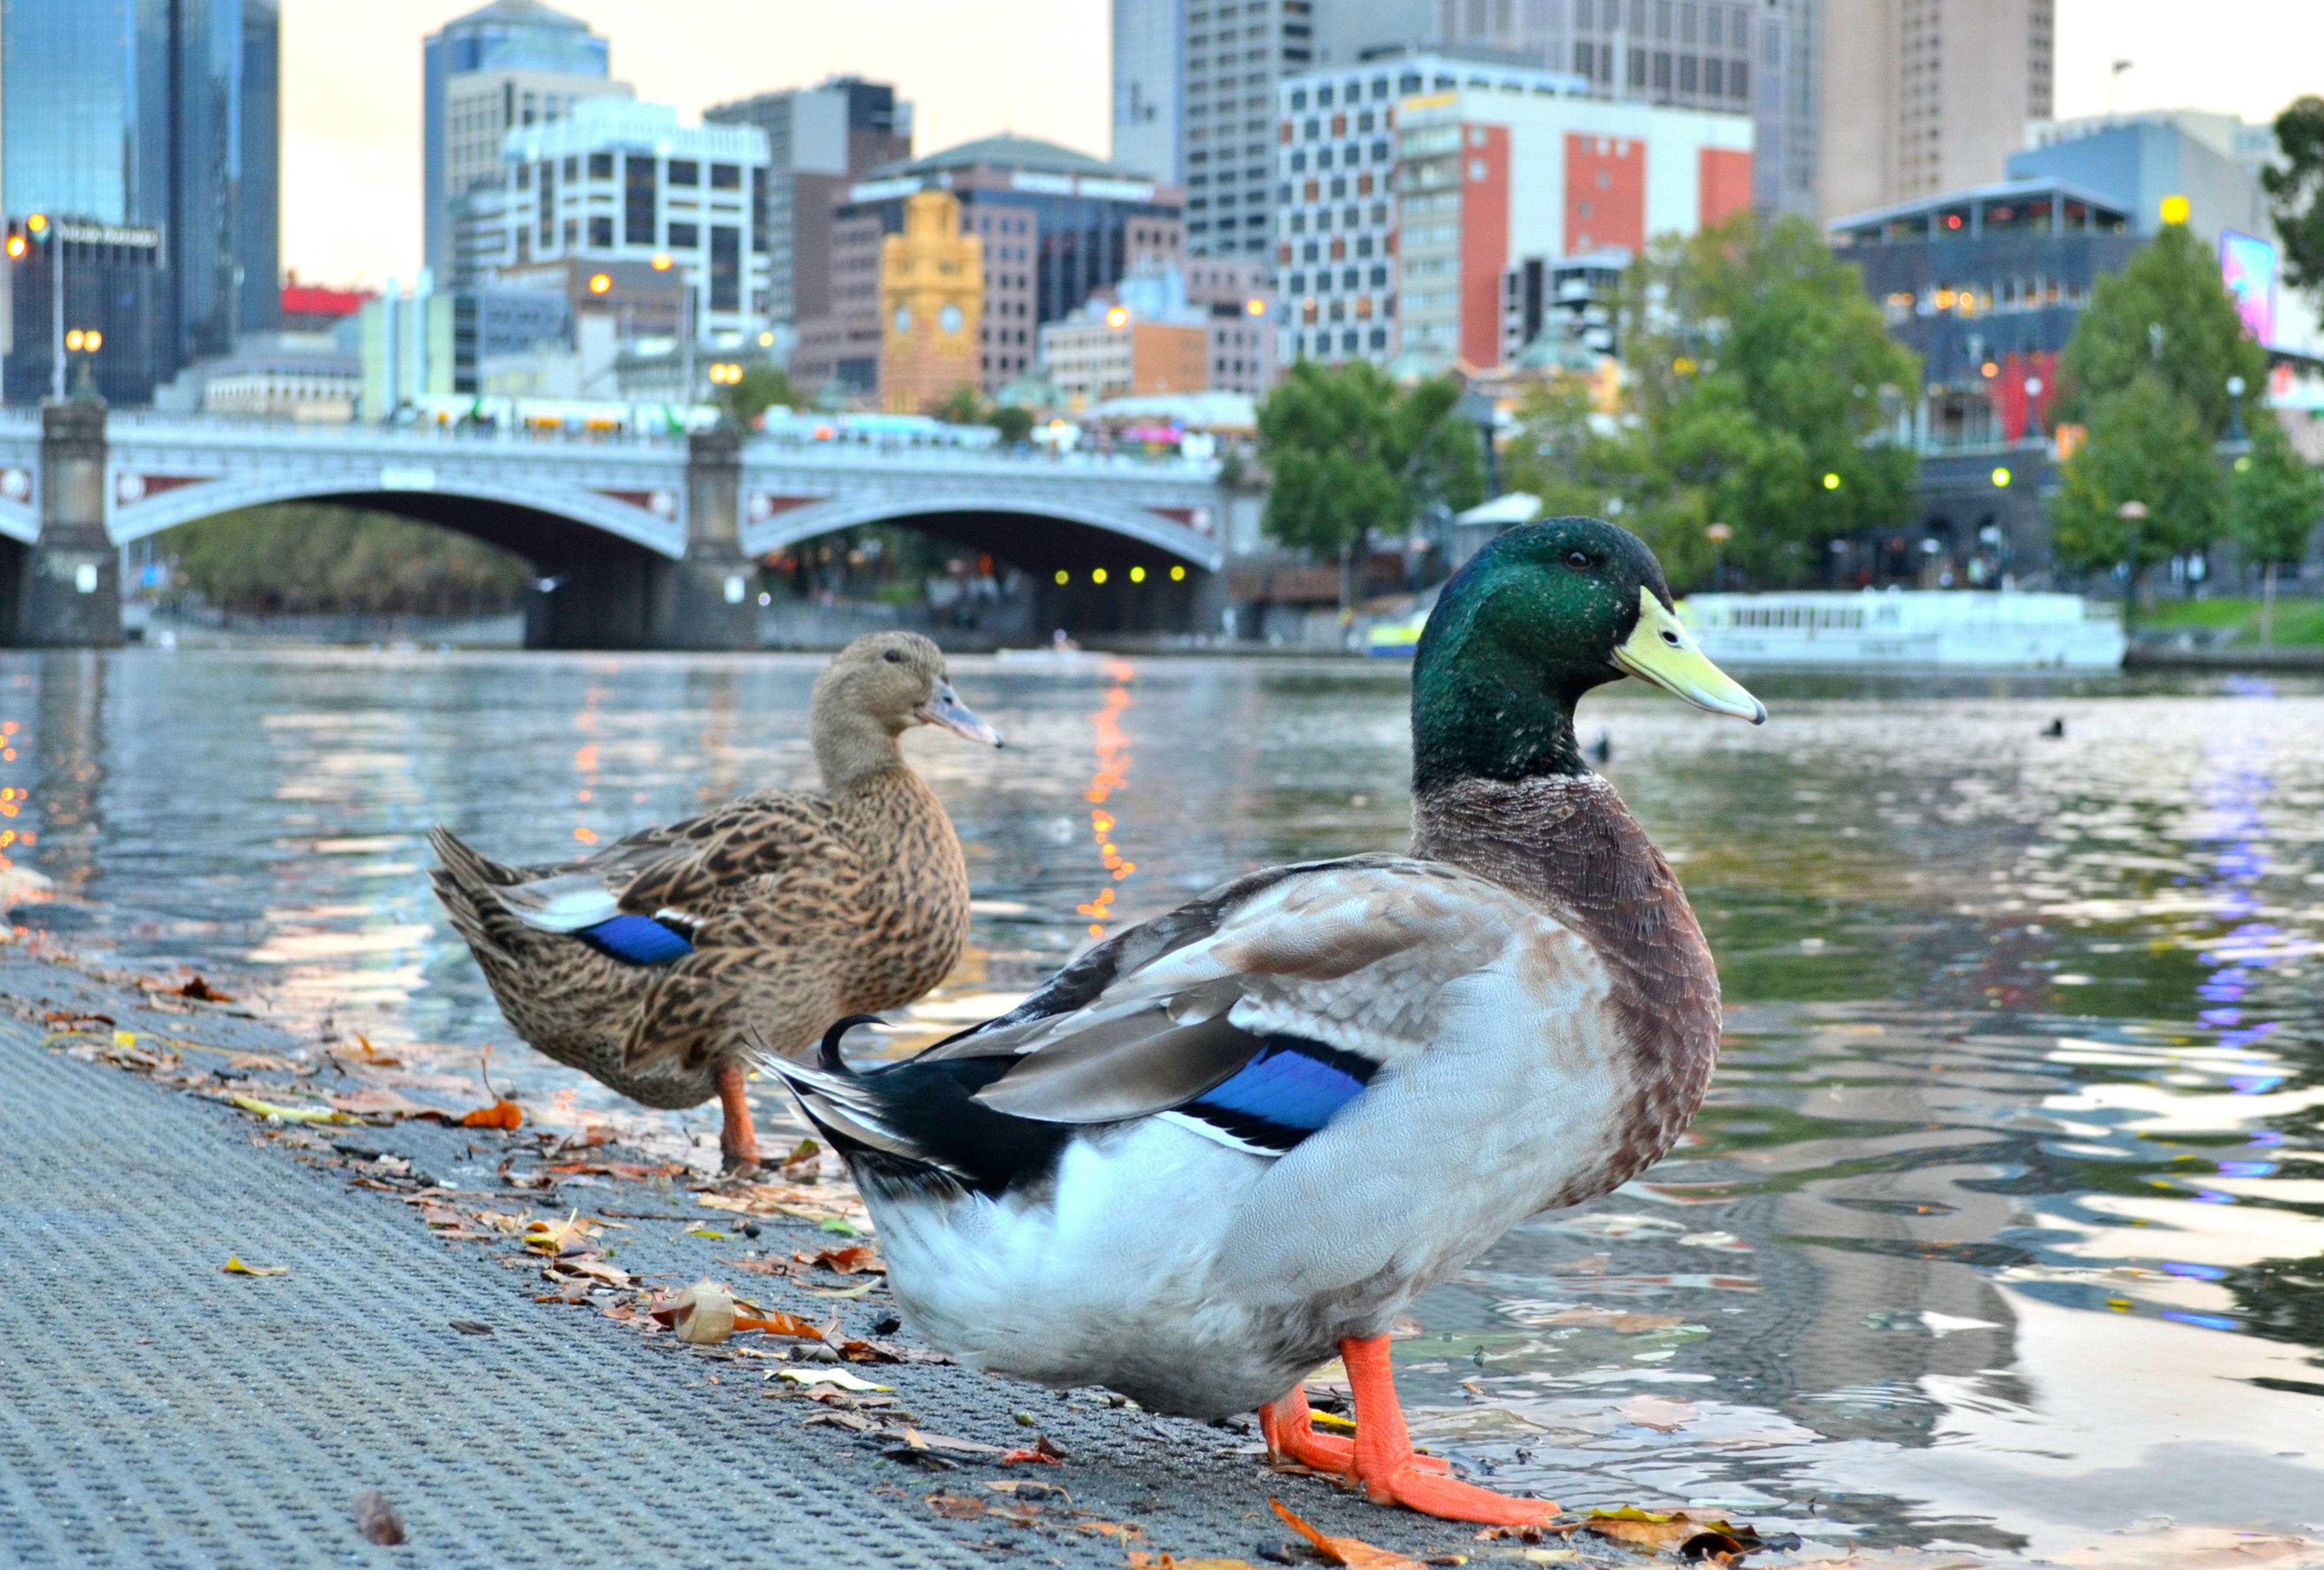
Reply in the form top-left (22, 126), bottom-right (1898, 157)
top-left (0, 940), bottom-right (1566, 1570)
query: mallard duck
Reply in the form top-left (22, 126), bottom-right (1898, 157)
top-left (429, 631), bottom-right (1000, 1171)
top-left (767, 519), bottom-right (1762, 1525)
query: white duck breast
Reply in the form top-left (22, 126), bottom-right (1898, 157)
top-left (771, 853), bottom-right (1649, 1417)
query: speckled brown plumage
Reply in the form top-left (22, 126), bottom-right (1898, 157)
top-left (1410, 770), bottom-right (1722, 1189)
top-left (426, 633), bottom-right (988, 1138)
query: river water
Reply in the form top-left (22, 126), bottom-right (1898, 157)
top-left (3, 646), bottom-right (2320, 1563)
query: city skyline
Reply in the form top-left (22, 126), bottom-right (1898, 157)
top-left (266, 1), bottom-right (2324, 287)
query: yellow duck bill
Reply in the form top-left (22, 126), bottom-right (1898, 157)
top-left (1612, 590), bottom-right (1767, 724)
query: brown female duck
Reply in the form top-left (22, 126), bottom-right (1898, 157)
top-left (428, 631), bottom-right (1000, 1169)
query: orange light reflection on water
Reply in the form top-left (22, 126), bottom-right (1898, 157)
top-left (1074, 660), bottom-right (1138, 938)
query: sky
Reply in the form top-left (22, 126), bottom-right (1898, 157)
top-left (281, 0), bottom-right (2324, 287)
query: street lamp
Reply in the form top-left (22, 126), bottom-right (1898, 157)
top-left (2116, 499), bottom-right (2149, 636)
top-left (2224, 374), bottom-right (2248, 448)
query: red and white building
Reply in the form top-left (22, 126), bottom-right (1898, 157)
top-left (1273, 50), bottom-right (1754, 373)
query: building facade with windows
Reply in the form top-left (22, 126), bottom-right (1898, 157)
top-left (1828, 177), bottom-right (2133, 450)
top-left (474, 100), bottom-right (772, 346)
top-left (424, 0), bottom-right (623, 284)
top-left (704, 78), bottom-right (913, 329)
top-left (1273, 50), bottom-right (1590, 369)
top-left (1394, 84), bottom-right (1750, 370)
top-left (1114, 0), bottom-right (1189, 185)
top-left (793, 137), bottom-right (1184, 401)
top-left (880, 191), bottom-right (984, 413)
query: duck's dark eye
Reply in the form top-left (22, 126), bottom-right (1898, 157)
top-left (1661, 628), bottom-right (1682, 646)
top-left (1564, 550), bottom-right (1594, 570)
top-left (884, 649), bottom-right (904, 664)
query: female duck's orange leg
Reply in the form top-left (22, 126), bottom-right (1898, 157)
top-left (1341, 1335), bottom-right (1557, 1526)
top-left (1256, 1384), bottom-right (1450, 1475)
top-left (717, 1063), bottom-right (760, 1172)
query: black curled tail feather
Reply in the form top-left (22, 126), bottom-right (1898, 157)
top-left (820, 1014), bottom-right (886, 1076)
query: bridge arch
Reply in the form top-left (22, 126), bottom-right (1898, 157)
top-left (107, 470), bottom-right (688, 567)
top-left (741, 495), bottom-right (1223, 575)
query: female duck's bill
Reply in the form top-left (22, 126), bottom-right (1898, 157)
top-left (1612, 589), bottom-right (1765, 724)
top-left (915, 680), bottom-right (1003, 747)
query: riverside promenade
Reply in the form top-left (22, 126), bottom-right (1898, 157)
top-left (0, 942), bottom-right (1480, 1570)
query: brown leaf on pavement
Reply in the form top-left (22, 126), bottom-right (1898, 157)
top-left (352, 1490), bottom-right (405, 1545)
top-left (1267, 1497), bottom-right (1428, 1570)
top-left (221, 1255), bottom-right (289, 1276)
top-left (459, 1100), bottom-right (522, 1129)
top-left (809, 1244), bottom-right (884, 1275)
top-left (176, 975), bottom-right (235, 1003)
top-left (1581, 1508), bottom-right (1736, 1550)
top-left (669, 1279), bottom-right (737, 1344)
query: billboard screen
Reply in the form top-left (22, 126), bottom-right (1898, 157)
top-left (2221, 229), bottom-right (2279, 346)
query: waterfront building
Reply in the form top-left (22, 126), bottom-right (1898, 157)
top-left (704, 78), bottom-right (913, 330)
top-left (793, 137), bottom-right (1183, 401)
top-left (1, 0), bottom-right (280, 393)
top-left (1827, 176), bottom-right (2133, 450)
top-left (1181, 255), bottom-right (1281, 394)
top-left (423, 0), bottom-right (628, 284)
top-left (471, 100), bottom-right (772, 349)
top-left (1816, 0), bottom-right (2053, 223)
top-left (1113, 0), bottom-right (1187, 186)
top-left (878, 192), bottom-right (984, 415)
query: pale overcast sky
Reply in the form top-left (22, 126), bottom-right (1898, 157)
top-left (280, 0), bottom-right (2324, 287)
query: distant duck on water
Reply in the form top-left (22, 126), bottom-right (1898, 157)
top-left (429, 632), bottom-right (1000, 1171)
top-left (769, 519), bottom-right (1765, 1525)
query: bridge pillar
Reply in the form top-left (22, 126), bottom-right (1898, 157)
top-left (9, 402), bottom-right (122, 648)
top-left (646, 427), bottom-right (758, 651)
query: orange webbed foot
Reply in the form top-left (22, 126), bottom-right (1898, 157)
top-left (1338, 1334), bottom-right (1556, 1526)
top-left (716, 1063), bottom-right (761, 1174)
top-left (1256, 1387), bottom-right (1452, 1476)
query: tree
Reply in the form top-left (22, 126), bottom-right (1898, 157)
top-left (2052, 220), bottom-right (2269, 440)
top-left (930, 384), bottom-right (987, 425)
top-left (163, 505), bottom-right (533, 616)
top-left (2049, 374), bottom-right (2221, 593)
top-left (2264, 96), bottom-right (2324, 298)
top-left (721, 364), bottom-right (799, 428)
top-left (2227, 420), bottom-right (2324, 645)
top-left (1506, 213), bottom-right (1917, 589)
top-left (1255, 361), bottom-right (1482, 605)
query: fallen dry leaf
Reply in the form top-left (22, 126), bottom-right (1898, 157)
top-left (1269, 1497), bottom-right (1428, 1569)
top-left (520, 1210), bottom-right (596, 1255)
top-left (776, 1367), bottom-right (891, 1392)
top-left (229, 1094), bottom-right (358, 1126)
top-left (458, 1100), bottom-right (523, 1129)
top-left (1127, 1554), bottom-right (1261, 1569)
top-left (175, 975), bottom-right (235, 1003)
top-left (735, 1306), bottom-right (828, 1340)
top-left (1580, 1508), bottom-right (1735, 1551)
top-left (351, 1490), bottom-right (404, 1545)
top-left (1543, 1307), bottom-right (1685, 1334)
top-left (925, 1492), bottom-right (986, 1520)
top-left (809, 1244), bottom-right (884, 1275)
top-left (221, 1255), bottom-right (289, 1277)
top-left (1614, 1396), bottom-right (1698, 1433)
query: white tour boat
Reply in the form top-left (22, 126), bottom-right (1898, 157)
top-left (1679, 589), bottom-right (2125, 669)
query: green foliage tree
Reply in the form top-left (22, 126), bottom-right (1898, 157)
top-left (2263, 95), bottom-right (2324, 298)
top-left (2052, 221), bottom-right (2269, 438)
top-left (722, 364), bottom-right (800, 428)
top-left (2226, 419), bottom-right (2324, 644)
top-left (1255, 360), bottom-right (1482, 603)
top-left (930, 384), bottom-right (987, 425)
top-left (163, 505), bottom-right (534, 616)
top-left (2049, 375), bottom-right (2221, 593)
top-left (928, 385), bottom-right (1034, 445)
top-left (1506, 214), bottom-right (1916, 589)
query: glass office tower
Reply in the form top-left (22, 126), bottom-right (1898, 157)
top-left (0, 0), bottom-right (281, 393)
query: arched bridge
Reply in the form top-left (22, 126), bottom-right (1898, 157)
top-left (0, 405), bottom-right (1229, 648)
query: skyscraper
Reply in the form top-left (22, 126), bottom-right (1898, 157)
top-left (1112, 0), bottom-right (1185, 185)
top-left (704, 78), bottom-right (912, 328)
top-left (1817, 0), bottom-right (2054, 220)
top-left (1178, 0), bottom-right (1437, 258)
top-left (1, 0), bottom-right (281, 390)
top-left (423, 0), bottom-right (628, 283)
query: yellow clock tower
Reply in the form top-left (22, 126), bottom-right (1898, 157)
top-left (879, 191), bottom-right (983, 414)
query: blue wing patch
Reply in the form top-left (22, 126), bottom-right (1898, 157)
top-left (574, 914), bottom-right (695, 966)
top-left (1178, 1035), bottom-right (1376, 1152)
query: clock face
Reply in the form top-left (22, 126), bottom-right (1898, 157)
top-left (939, 304), bottom-right (963, 335)
top-left (893, 306), bottom-right (911, 335)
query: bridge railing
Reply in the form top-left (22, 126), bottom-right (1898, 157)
top-left (744, 432), bottom-right (1223, 476)
top-left (101, 409), bottom-right (691, 451)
